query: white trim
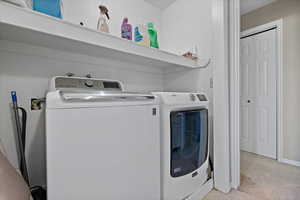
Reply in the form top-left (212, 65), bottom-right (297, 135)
top-left (229, 0), bottom-right (240, 190)
top-left (240, 19), bottom-right (284, 163)
top-left (276, 20), bottom-right (284, 163)
top-left (282, 159), bottom-right (300, 168)
top-left (241, 20), bottom-right (282, 38)
top-left (212, 0), bottom-right (231, 193)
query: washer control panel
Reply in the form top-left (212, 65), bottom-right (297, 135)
top-left (152, 92), bottom-right (209, 105)
top-left (52, 77), bottom-right (122, 91)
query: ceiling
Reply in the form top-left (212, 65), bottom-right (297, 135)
top-left (241, 0), bottom-right (277, 15)
top-left (144, 0), bottom-right (177, 10)
top-left (144, 0), bottom-right (278, 14)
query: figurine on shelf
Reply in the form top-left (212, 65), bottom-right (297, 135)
top-left (182, 52), bottom-right (198, 61)
top-left (121, 18), bottom-right (133, 40)
top-left (97, 5), bottom-right (110, 33)
top-left (182, 46), bottom-right (198, 61)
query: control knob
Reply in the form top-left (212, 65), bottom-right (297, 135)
top-left (190, 94), bottom-right (196, 101)
top-left (85, 80), bottom-right (94, 88)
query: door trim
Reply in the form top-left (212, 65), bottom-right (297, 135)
top-left (212, 0), bottom-right (231, 193)
top-left (229, 0), bottom-right (240, 189)
top-left (240, 20), bottom-right (284, 163)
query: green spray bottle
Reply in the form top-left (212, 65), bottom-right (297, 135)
top-left (147, 23), bottom-right (159, 49)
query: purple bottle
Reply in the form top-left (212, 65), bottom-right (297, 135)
top-left (121, 18), bottom-right (132, 40)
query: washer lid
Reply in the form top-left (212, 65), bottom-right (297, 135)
top-left (47, 91), bottom-right (158, 109)
top-left (61, 90), bottom-right (155, 102)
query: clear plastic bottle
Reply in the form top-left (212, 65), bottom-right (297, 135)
top-left (97, 5), bottom-right (110, 33)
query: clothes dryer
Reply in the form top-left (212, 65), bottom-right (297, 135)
top-left (153, 92), bottom-right (211, 200)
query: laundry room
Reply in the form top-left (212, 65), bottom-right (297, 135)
top-left (0, 0), bottom-right (217, 200)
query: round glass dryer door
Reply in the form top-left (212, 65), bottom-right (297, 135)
top-left (170, 109), bottom-right (208, 178)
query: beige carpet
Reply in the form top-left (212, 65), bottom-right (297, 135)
top-left (203, 151), bottom-right (300, 200)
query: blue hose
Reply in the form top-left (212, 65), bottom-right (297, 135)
top-left (11, 91), bottom-right (17, 103)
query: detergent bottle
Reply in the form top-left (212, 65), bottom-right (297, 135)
top-left (121, 18), bottom-right (132, 40)
top-left (134, 27), bottom-right (143, 43)
top-left (135, 25), bottom-right (150, 47)
top-left (147, 23), bottom-right (159, 49)
top-left (33, 0), bottom-right (62, 19)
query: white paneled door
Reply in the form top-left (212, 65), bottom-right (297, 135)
top-left (241, 29), bottom-right (277, 159)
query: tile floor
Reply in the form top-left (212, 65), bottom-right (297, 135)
top-left (204, 151), bottom-right (300, 200)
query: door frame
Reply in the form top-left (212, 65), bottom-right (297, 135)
top-left (211, 0), bottom-right (284, 192)
top-left (229, 0), bottom-right (284, 189)
top-left (240, 19), bottom-right (284, 163)
top-left (229, 0), bottom-right (241, 189)
top-left (212, 0), bottom-right (231, 193)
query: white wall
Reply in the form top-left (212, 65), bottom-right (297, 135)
top-left (161, 0), bottom-right (213, 97)
top-left (0, 40), bottom-right (164, 186)
top-left (160, 0), bottom-right (212, 59)
top-left (63, 0), bottom-right (162, 41)
top-left (0, 0), bottom-right (214, 187)
top-left (160, 0), bottom-right (214, 165)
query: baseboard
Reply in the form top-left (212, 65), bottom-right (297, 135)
top-left (188, 178), bottom-right (214, 200)
top-left (282, 159), bottom-right (300, 167)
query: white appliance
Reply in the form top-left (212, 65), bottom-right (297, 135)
top-left (153, 92), bottom-right (211, 200)
top-left (46, 76), bottom-right (161, 200)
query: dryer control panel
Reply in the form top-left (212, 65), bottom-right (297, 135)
top-left (153, 92), bottom-right (209, 105)
top-left (49, 77), bottom-right (123, 91)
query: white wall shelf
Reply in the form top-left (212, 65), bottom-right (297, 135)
top-left (0, 2), bottom-right (205, 70)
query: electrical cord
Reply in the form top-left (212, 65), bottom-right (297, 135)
top-left (18, 107), bottom-right (27, 151)
top-left (209, 156), bottom-right (214, 172)
top-left (16, 106), bottom-right (29, 185)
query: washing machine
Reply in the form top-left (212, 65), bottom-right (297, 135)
top-left (46, 76), bottom-right (161, 200)
top-left (153, 92), bottom-right (212, 200)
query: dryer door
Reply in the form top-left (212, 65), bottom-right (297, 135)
top-left (170, 109), bottom-right (208, 178)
